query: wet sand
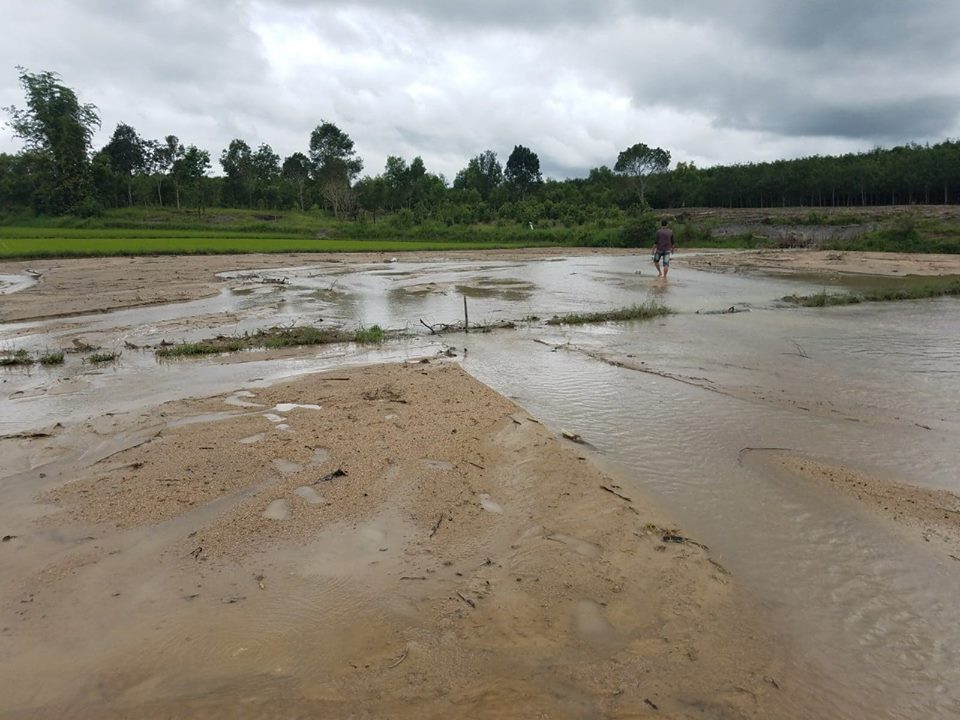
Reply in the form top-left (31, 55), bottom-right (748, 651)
top-left (5, 248), bottom-right (959, 717)
top-left (4, 247), bottom-right (958, 324)
top-left (0, 362), bottom-right (792, 718)
top-left (0, 249), bottom-right (635, 323)
top-left (681, 249), bottom-right (960, 278)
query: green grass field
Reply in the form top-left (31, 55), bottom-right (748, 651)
top-left (0, 207), bottom-right (583, 258)
top-left (0, 232), bottom-right (541, 259)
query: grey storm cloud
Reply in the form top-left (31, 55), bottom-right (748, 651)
top-left (2, 0), bottom-right (959, 179)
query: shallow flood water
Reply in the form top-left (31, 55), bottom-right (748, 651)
top-left (2, 254), bottom-right (959, 718)
top-left (462, 305), bottom-right (960, 720)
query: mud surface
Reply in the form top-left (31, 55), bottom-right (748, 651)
top-left (3, 249), bottom-right (960, 718)
top-left (1, 363), bottom-right (792, 719)
top-left (683, 248), bottom-right (960, 277)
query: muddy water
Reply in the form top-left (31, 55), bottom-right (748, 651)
top-left (2, 254), bottom-right (959, 718)
top-left (463, 303), bottom-right (960, 720)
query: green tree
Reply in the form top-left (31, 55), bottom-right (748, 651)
top-left (282, 152), bottom-right (311, 211)
top-left (309, 121), bottom-right (363, 186)
top-left (504, 144), bottom-right (542, 200)
top-left (454, 150), bottom-right (502, 202)
top-left (174, 145), bottom-right (211, 217)
top-left (614, 142), bottom-right (670, 206)
top-left (251, 143), bottom-right (281, 208)
top-left (3, 67), bottom-right (100, 213)
top-left (219, 139), bottom-right (254, 207)
top-left (103, 122), bottom-right (145, 207)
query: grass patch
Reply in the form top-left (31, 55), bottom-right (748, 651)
top-left (39, 350), bottom-right (65, 365)
top-left (0, 348), bottom-right (34, 366)
top-left (546, 302), bottom-right (672, 326)
top-left (353, 325), bottom-right (385, 344)
top-left (783, 280), bottom-right (960, 306)
top-left (87, 351), bottom-right (120, 364)
top-left (155, 324), bottom-right (389, 359)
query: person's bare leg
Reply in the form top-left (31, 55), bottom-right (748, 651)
top-left (654, 260), bottom-right (662, 277)
top-left (663, 263), bottom-right (669, 279)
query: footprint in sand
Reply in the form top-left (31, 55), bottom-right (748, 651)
top-left (575, 599), bottom-right (619, 649)
top-left (263, 499), bottom-right (290, 520)
top-left (225, 391), bottom-right (263, 408)
top-left (547, 533), bottom-right (601, 559)
top-left (308, 448), bottom-right (330, 466)
top-left (274, 403), bottom-right (322, 412)
top-left (263, 413), bottom-right (285, 423)
top-left (238, 433), bottom-right (266, 445)
top-left (272, 459), bottom-right (303, 475)
top-left (479, 493), bottom-right (504, 514)
top-left (294, 486), bottom-right (325, 504)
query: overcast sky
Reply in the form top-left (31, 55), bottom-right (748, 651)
top-left (2, 0), bottom-right (959, 180)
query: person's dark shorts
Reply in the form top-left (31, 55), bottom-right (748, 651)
top-left (653, 250), bottom-right (671, 265)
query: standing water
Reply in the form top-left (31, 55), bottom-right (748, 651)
top-left (2, 254), bottom-right (958, 718)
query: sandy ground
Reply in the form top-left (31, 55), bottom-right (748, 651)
top-left (0, 361), bottom-right (800, 719)
top-left (681, 249), bottom-right (960, 277)
top-left (4, 247), bottom-right (957, 717)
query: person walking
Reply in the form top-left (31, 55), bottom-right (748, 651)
top-left (652, 219), bottom-right (675, 278)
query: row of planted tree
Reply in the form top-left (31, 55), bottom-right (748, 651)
top-left (3, 68), bottom-right (960, 224)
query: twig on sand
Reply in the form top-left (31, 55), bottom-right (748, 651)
top-left (429, 513), bottom-right (445, 538)
top-left (386, 648), bottom-right (409, 669)
top-left (781, 340), bottom-right (810, 359)
top-left (456, 591), bottom-right (477, 609)
top-left (600, 485), bottom-right (632, 503)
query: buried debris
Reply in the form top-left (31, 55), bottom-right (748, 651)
top-left (314, 467), bottom-right (348, 484)
top-left (600, 485), bottom-right (633, 503)
top-left (429, 513), bottom-right (445, 538)
top-left (661, 534), bottom-right (710, 551)
top-left (456, 591), bottom-right (477, 609)
top-left (561, 429), bottom-right (585, 443)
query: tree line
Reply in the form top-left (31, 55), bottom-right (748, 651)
top-left (3, 68), bottom-right (960, 225)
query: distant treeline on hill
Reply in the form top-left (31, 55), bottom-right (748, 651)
top-left (3, 68), bottom-right (960, 225)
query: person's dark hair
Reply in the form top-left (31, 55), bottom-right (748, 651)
top-left (661, 219), bottom-right (668, 226)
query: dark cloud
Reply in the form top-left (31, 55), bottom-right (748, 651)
top-left (2, 0), bottom-right (959, 178)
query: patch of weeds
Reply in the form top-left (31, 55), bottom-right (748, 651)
top-left (546, 302), bottom-right (672, 326)
top-left (87, 351), bottom-right (120, 364)
top-left (353, 325), bottom-right (385, 344)
top-left (784, 280), bottom-right (960, 307)
top-left (155, 324), bottom-right (374, 359)
top-left (0, 348), bottom-right (33, 366)
top-left (782, 291), bottom-right (861, 307)
top-left (39, 350), bottom-right (65, 365)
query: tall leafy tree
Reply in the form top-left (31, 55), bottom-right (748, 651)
top-left (282, 152), bottom-right (311, 211)
top-left (219, 139), bottom-right (254, 206)
top-left (251, 144), bottom-right (281, 208)
top-left (454, 150), bottom-right (502, 202)
top-left (3, 67), bottom-right (100, 213)
top-left (309, 121), bottom-right (363, 186)
top-left (504, 144), bottom-right (543, 200)
top-left (173, 145), bottom-right (211, 217)
top-left (103, 122), bottom-right (145, 207)
top-left (614, 142), bottom-right (670, 206)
